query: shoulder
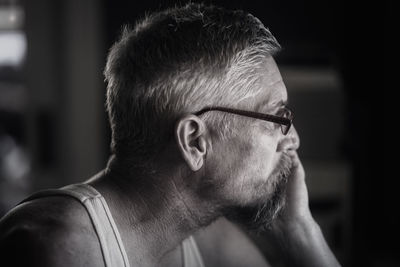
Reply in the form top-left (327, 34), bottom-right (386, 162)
top-left (194, 217), bottom-right (271, 267)
top-left (0, 195), bottom-right (104, 267)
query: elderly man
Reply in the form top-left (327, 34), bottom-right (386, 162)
top-left (0, 3), bottom-right (340, 267)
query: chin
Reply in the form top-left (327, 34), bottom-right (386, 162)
top-left (224, 180), bottom-right (286, 232)
top-left (224, 152), bottom-right (292, 232)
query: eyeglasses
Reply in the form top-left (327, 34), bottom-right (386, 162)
top-left (194, 106), bottom-right (294, 135)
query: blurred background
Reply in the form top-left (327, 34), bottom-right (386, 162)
top-left (0, 0), bottom-right (391, 266)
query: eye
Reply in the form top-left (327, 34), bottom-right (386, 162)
top-left (275, 106), bottom-right (286, 116)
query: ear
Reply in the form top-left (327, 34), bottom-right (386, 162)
top-left (175, 114), bottom-right (208, 171)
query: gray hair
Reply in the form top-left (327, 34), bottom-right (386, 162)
top-left (104, 3), bottom-right (281, 167)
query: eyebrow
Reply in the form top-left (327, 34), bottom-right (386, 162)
top-left (270, 99), bottom-right (288, 110)
top-left (255, 99), bottom-right (288, 113)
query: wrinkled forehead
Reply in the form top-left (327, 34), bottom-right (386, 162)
top-left (254, 56), bottom-right (288, 112)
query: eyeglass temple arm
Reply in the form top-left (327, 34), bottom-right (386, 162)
top-left (195, 107), bottom-right (292, 125)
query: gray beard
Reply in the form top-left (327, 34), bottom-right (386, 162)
top-left (224, 152), bottom-right (292, 233)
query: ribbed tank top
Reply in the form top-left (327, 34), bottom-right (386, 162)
top-left (20, 183), bottom-right (205, 267)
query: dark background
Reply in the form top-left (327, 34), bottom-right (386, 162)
top-left (0, 0), bottom-right (392, 266)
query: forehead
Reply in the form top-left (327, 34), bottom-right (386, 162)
top-left (254, 56), bottom-right (287, 110)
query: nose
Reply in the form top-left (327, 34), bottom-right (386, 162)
top-left (277, 126), bottom-right (300, 152)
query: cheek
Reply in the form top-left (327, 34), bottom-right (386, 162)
top-left (201, 137), bottom-right (251, 202)
top-left (241, 132), bottom-right (278, 177)
top-left (235, 139), bottom-right (277, 196)
top-left (210, 134), bottom-right (279, 205)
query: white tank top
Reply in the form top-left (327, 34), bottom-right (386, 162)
top-left (20, 183), bottom-right (205, 267)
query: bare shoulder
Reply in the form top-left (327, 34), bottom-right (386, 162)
top-left (0, 196), bottom-right (104, 267)
top-left (194, 217), bottom-right (271, 267)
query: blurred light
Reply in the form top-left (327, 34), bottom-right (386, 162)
top-left (0, 135), bottom-right (30, 181)
top-left (0, 6), bottom-right (24, 30)
top-left (0, 31), bottom-right (26, 66)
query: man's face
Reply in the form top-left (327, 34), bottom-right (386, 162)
top-left (204, 56), bottom-right (299, 230)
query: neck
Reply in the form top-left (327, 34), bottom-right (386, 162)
top-left (87, 161), bottom-right (217, 266)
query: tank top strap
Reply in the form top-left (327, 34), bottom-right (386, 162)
top-left (182, 235), bottom-right (206, 267)
top-left (19, 183), bottom-right (206, 267)
top-left (19, 183), bottom-right (130, 267)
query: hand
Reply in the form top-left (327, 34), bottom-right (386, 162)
top-left (273, 150), bottom-right (312, 229)
top-left (267, 151), bottom-right (341, 267)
